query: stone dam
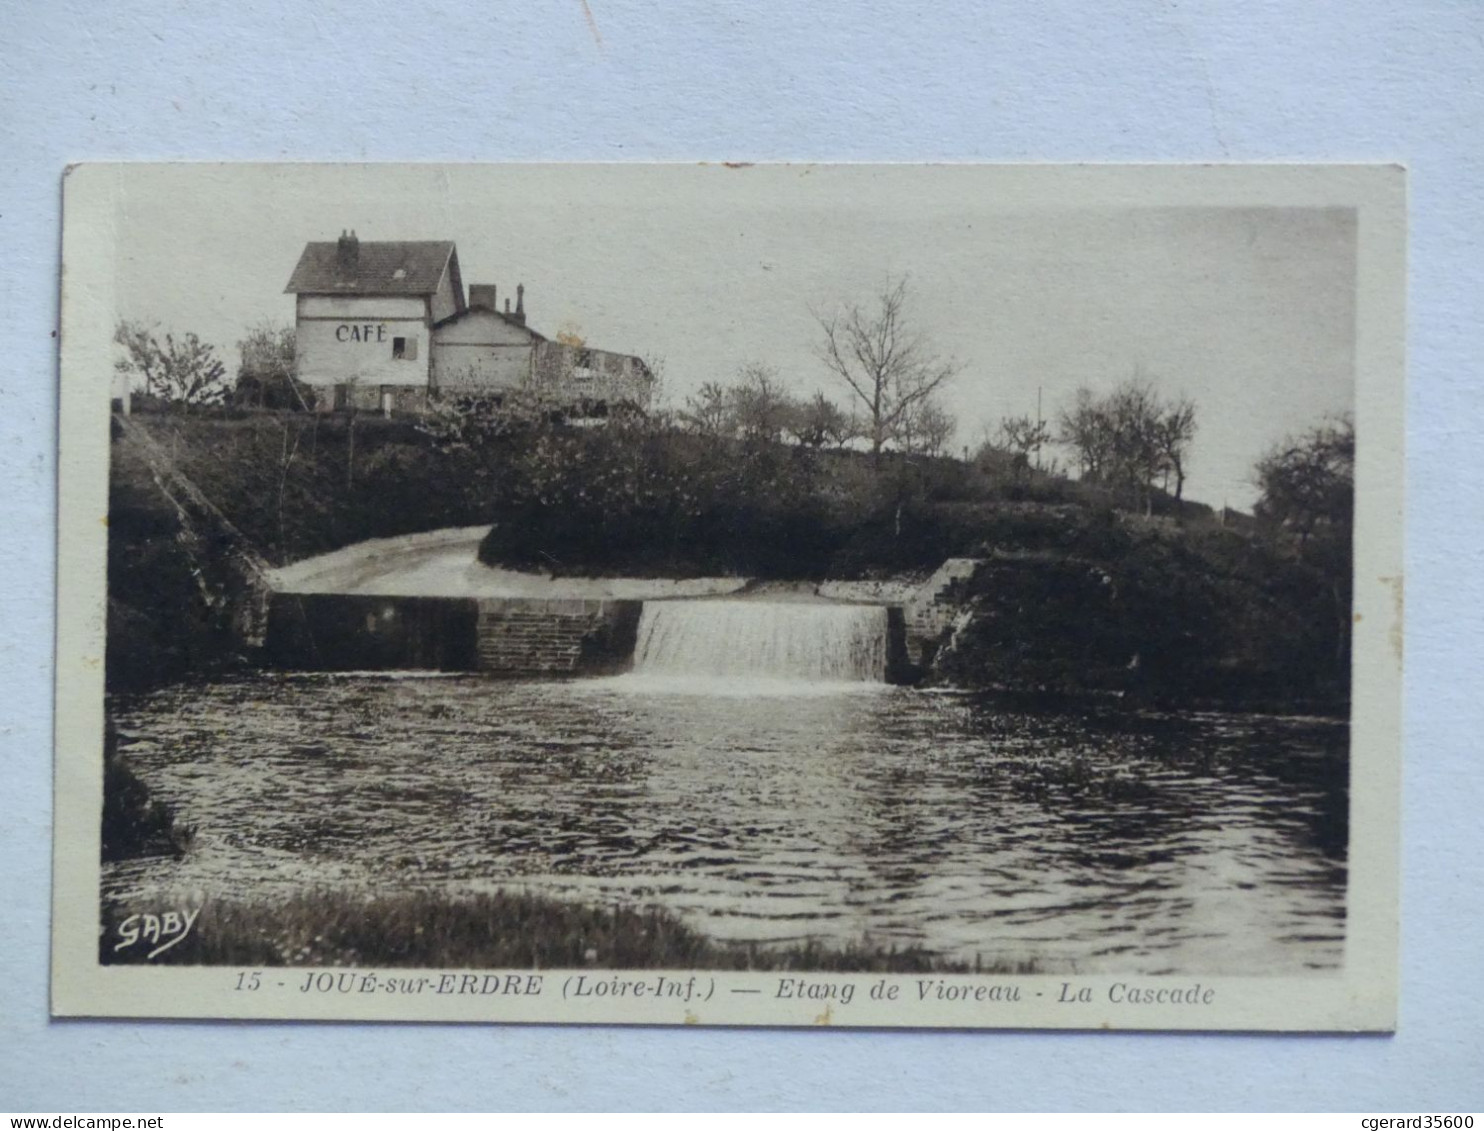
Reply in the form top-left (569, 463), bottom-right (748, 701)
top-left (262, 527), bottom-right (979, 684)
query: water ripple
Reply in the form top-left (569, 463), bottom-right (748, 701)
top-left (104, 674), bottom-right (1347, 973)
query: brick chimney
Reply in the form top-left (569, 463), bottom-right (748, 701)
top-left (336, 229), bottom-right (359, 278)
top-left (468, 283), bottom-right (498, 311)
top-left (514, 283), bottom-right (525, 325)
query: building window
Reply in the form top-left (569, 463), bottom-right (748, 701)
top-left (393, 335), bottom-right (418, 360)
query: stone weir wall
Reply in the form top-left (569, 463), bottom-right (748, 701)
top-left (475, 598), bottom-right (642, 676)
top-left (265, 593), bottom-right (642, 676)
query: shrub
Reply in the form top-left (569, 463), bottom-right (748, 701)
top-left (101, 723), bottom-right (190, 862)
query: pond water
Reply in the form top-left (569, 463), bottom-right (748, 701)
top-left (104, 671), bottom-right (1347, 974)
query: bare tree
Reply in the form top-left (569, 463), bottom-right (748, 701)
top-left (680, 381), bottom-right (735, 436)
top-left (1059, 379), bottom-right (1198, 514)
top-left (788, 391), bottom-right (859, 449)
top-left (1058, 386), bottom-right (1114, 480)
top-left (638, 353), bottom-right (670, 420)
top-left (1154, 395), bottom-right (1198, 503)
top-left (814, 276), bottom-right (960, 466)
top-left (115, 320), bottom-right (230, 409)
top-left (234, 321), bottom-right (311, 410)
top-left (1254, 415), bottom-right (1355, 668)
top-left (1254, 416), bottom-right (1354, 545)
top-left (1104, 380), bottom-right (1165, 513)
top-left (998, 414), bottom-right (1052, 476)
top-left (895, 395), bottom-right (956, 457)
top-left (730, 363), bottom-right (795, 443)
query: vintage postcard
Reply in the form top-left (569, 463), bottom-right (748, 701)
top-left (53, 164), bottom-right (1403, 1028)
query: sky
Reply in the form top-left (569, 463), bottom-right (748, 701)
top-left (104, 165), bottom-right (1357, 510)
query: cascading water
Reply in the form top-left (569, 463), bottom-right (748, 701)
top-left (631, 599), bottom-right (889, 683)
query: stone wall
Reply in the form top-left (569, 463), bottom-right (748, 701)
top-left (530, 342), bottom-right (653, 411)
top-left (321, 383), bottom-right (429, 414)
top-left (475, 598), bottom-right (641, 676)
top-left (903, 557), bottom-right (985, 667)
top-left (265, 593), bottom-right (644, 676)
top-left (265, 593), bottom-right (479, 671)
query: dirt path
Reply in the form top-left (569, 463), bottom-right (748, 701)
top-left (267, 527), bottom-right (749, 600)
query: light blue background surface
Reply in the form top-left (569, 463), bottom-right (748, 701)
top-left (3, 0), bottom-right (1481, 1112)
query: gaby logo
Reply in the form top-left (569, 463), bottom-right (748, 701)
top-left (112, 908), bottom-right (201, 959)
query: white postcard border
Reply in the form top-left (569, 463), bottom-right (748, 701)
top-left (51, 163), bottom-right (1404, 1030)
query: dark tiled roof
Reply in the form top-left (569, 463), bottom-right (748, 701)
top-left (432, 303), bottom-right (547, 340)
top-left (284, 240), bottom-right (458, 295)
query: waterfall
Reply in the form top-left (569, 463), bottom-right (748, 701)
top-left (631, 599), bottom-right (889, 683)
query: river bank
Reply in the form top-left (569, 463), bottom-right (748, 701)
top-left (99, 889), bottom-right (1029, 973)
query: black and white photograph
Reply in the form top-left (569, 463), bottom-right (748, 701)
top-left (52, 163), bottom-right (1403, 1029)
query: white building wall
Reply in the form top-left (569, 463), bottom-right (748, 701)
top-left (298, 295), bottom-right (428, 320)
top-left (430, 310), bottom-right (535, 390)
top-left (430, 267), bottom-right (460, 325)
top-left (295, 294), bottom-right (431, 389)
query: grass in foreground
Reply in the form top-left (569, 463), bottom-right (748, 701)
top-left (100, 890), bottom-right (1037, 974)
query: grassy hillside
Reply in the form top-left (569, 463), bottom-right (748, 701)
top-left (106, 406), bottom-right (1348, 709)
top-left (112, 410), bottom-right (491, 565)
top-left (100, 890), bottom-right (1031, 973)
top-left (106, 409), bottom-right (494, 689)
top-left (932, 517), bottom-right (1350, 710)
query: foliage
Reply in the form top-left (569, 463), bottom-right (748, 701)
top-left (996, 414), bottom-right (1053, 476)
top-left (105, 425), bottom-right (249, 689)
top-left (679, 380), bottom-right (735, 436)
top-left (101, 723), bottom-right (191, 861)
top-left (233, 320), bottom-right (314, 410)
top-left (114, 320), bottom-right (231, 408)
top-left (108, 405), bottom-right (1347, 708)
top-left (790, 391), bottom-right (862, 448)
top-left (463, 395), bottom-right (842, 577)
top-left (1057, 379), bottom-right (1198, 512)
top-left (1254, 416), bottom-right (1354, 542)
top-left (638, 353), bottom-right (671, 419)
top-left (813, 276), bottom-right (961, 461)
top-left (113, 410), bottom-right (491, 568)
top-left (100, 889), bottom-right (1027, 972)
top-left (1251, 414), bottom-right (1355, 676)
top-left (895, 395), bottom-right (956, 457)
top-left (1154, 396), bottom-right (1198, 502)
top-left (729, 363), bottom-right (796, 443)
top-left (937, 515), bottom-right (1352, 709)
top-left (678, 368), bottom-right (863, 452)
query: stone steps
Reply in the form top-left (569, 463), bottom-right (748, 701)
top-left (903, 557), bottom-right (985, 665)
